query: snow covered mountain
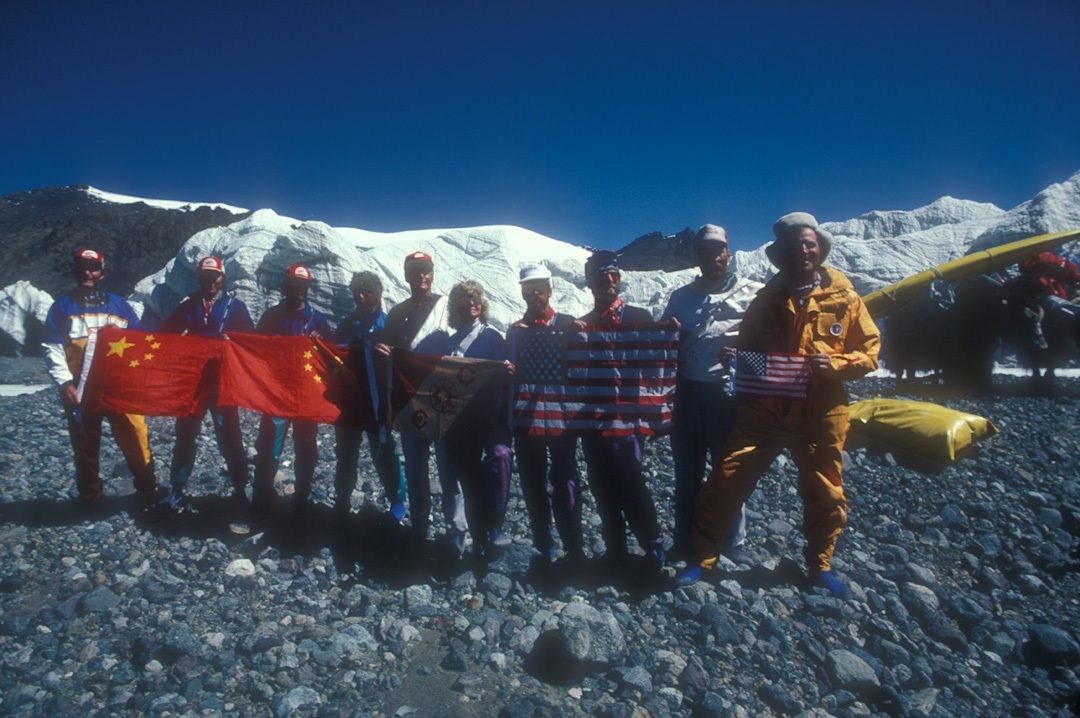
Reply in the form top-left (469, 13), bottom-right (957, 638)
top-left (2, 170), bottom-right (1080, 355)
top-left (128, 210), bottom-right (695, 334)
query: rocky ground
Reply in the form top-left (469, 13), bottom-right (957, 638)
top-left (1, 359), bottom-right (1079, 718)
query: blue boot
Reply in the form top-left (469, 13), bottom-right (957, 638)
top-left (810, 570), bottom-right (851, 600)
top-left (675, 565), bottom-right (703, 587)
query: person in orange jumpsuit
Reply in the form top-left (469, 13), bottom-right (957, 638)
top-left (676, 212), bottom-right (880, 598)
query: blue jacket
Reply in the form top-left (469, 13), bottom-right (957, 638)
top-left (333, 307), bottom-right (387, 348)
top-left (42, 289), bottom-right (143, 385)
top-left (256, 303), bottom-right (333, 338)
top-left (163, 291), bottom-right (254, 337)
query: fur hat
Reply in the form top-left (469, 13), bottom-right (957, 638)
top-left (765, 212), bottom-right (833, 268)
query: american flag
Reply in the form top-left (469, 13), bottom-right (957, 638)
top-left (733, 351), bottom-right (811, 398)
top-left (511, 323), bottom-right (678, 436)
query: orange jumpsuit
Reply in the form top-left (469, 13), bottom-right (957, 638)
top-left (691, 267), bottom-right (880, 572)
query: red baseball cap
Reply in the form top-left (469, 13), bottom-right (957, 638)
top-left (403, 251), bottom-right (434, 273)
top-left (286, 264), bottom-right (312, 282)
top-left (198, 256), bottom-right (225, 274)
top-left (74, 248), bottom-right (104, 268)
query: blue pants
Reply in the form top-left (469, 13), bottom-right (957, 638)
top-left (516, 433), bottom-right (582, 556)
top-left (581, 434), bottom-right (661, 557)
top-left (440, 435), bottom-right (512, 554)
top-left (671, 377), bottom-right (747, 554)
top-left (252, 415), bottom-right (318, 502)
top-left (170, 396), bottom-right (248, 492)
top-left (400, 432), bottom-right (466, 538)
top-left (334, 426), bottom-right (405, 510)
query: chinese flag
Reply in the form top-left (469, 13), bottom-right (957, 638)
top-left (218, 334), bottom-right (376, 428)
top-left (391, 350), bottom-right (505, 439)
top-left (82, 327), bottom-right (221, 417)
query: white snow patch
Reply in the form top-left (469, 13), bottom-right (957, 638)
top-left (0, 281), bottom-right (53, 349)
top-left (84, 186), bottom-right (248, 214)
top-left (0, 384), bottom-right (50, 397)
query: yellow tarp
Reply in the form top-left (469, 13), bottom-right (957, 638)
top-left (848, 398), bottom-right (998, 464)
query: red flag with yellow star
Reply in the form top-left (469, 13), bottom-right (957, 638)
top-left (218, 334), bottom-right (375, 427)
top-left (82, 327), bottom-right (222, 416)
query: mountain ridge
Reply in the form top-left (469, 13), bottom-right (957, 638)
top-left (2, 171), bottom-right (1080, 356)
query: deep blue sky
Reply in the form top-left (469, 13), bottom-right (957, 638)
top-left (3, 1), bottom-right (1079, 253)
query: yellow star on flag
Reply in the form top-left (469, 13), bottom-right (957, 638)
top-left (145, 335), bottom-right (155, 342)
top-left (304, 363), bottom-right (313, 372)
top-left (130, 360), bottom-right (140, 368)
top-left (303, 351), bottom-right (313, 359)
top-left (151, 342), bottom-right (161, 349)
top-left (107, 336), bottom-right (135, 358)
top-left (313, 375), bottom-right (323, 384)
top-left (145, 353), bottom-right (154, 361)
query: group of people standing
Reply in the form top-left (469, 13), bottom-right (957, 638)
top-left (42, 211), bottom-right (879, 597)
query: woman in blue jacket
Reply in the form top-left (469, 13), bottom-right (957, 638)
top-left (437, 281), bottom-right (512, 562)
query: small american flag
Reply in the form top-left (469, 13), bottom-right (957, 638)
top-left (512, 323), bottom-right (678, 436)
top-left (733, 351), bottom-right (811, 398)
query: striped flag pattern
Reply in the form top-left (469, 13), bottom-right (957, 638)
top-left (512, 323), bottom-right (678, 436)
top-left (733, 351), bottom-right (811, 398)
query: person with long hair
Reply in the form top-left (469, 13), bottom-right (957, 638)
top-left (438, 280), bottom-right (513, 562)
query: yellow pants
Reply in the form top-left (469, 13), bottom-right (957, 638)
top-left (691, 399), bottom-right (849, 572)
top-left (62, 390), bottom-right (155, 501)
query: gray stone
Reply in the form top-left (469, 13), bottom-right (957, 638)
top-left (616, 665), bottom-right (653, 693)
top-left (557, 602), bottom-right (627, 663)
top-left (275, 685), bottom-right (321, 718)
top-left (511, 625), bottom-right (541, 655)
top-left (1023, 624), bottom-right (1080, 668)
top-left (404, 584), bottom-right (433, 611)
top-left (329, 624), bottom-right (378, 660)
top-left (480, 572), bottom-right (512, 599)
top-left (900, 581), bottom-right (939, 622)
top-left (904, 562), bottom-right (937, 588)
top-left (1036, 507), bottom-right (1063, 530)
top-left (441, 648), bottom-right (469, 671)
top-left (79, 585), bottom-right (120, 613)
top-left (826, 649), bottom-right (880, 700)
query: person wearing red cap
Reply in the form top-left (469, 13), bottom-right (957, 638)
top-left (575, 250), bottom-right (666, 571)
top-left (249, 265), bottom-right (334, 517)
top-left (41, 248), bottom-right (157, 501)
top-left (161, 256), bottom-right (255, 509)
top-left (373, 250), bottom-right (464, 546)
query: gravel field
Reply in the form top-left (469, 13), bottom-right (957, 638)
top-left (1, 358), bottom-right (1079, 718)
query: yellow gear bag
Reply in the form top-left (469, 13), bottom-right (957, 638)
top-left (848, 398), bottom-right (998, 464)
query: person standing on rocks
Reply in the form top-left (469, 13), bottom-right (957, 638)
top-left (332, 271), bottom-right (406, 524)
top-left (161, 256), bottom-right (255, 510)
top-left (250, 265), bottom-right (334, 518)
top-left (436, 280), bottom-right (513, 562)
top-left (508, 265), bottom-right (585, 566)
top-left (42, 248), bottom-right (157, 502)
top-left (575, 249), bottom-right (666, 570)
top-left (661, 224), bottom-right (763, 563)
top-left (372, 251), bottom-right (465, 547)
top-left (676, 213), bottom-right (880, 598)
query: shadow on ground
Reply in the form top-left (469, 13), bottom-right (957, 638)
top-left (0, 492), bottom-right (677, 599)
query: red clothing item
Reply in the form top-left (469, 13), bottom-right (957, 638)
top-left (599, 297), bottom-right (626, 323)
